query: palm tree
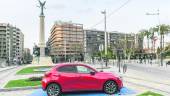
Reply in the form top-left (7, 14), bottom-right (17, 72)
top-left (153, 24), bottom-right (170, 50)
top-left (139, 29), bottom-right (151, 51)
top-left (149, 27), bottom-right (155, 53)
top-left (138, 30), bottom-right (145, 50)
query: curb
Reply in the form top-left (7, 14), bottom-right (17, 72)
top-left (0, 86), bottom-right (41, 92)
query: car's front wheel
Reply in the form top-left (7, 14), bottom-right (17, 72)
top-left (103, 80), bottom-right (118, 94)
top-left (46, 83), bottom-right (61, 96)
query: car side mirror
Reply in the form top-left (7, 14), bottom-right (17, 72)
top-left (90, 71), bottom-right (95, 75)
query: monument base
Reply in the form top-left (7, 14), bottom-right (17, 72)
top-left (32, 56), bottom-right (53, 66)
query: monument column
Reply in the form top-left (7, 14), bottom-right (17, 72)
top-left (38, 0), bottom-right (46, 57)
top-left (39, 15), bottom-right (45, 56)
top-left (32, 0), bottom-right (52, 65)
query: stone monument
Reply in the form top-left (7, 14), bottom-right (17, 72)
top-left (38, 0), bottom-right (46, 56)
top-left (32, 0), bottom-right (52, 65)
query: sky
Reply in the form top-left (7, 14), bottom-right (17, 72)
top-left (0, 0), bottom-right (170, 51)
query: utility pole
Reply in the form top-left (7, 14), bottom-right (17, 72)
top-left (146, 9), bottom-right (162, 66)
top-left (101, 9), bottom-right (108, 67)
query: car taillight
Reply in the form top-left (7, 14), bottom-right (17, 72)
top-left (44, 72), bottom-right (51, 77)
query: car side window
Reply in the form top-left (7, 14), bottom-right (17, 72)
top-left (58, 65), bottom-right (77, 73)
top-left (77, 66), bottom-right (94, 73)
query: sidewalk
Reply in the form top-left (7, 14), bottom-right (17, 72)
top-left (0, 89), bottom-right (35, 96)
top-left (0, 66), bottom-right (18, 72)
top-left (0, 66), bottom-right (26, 88)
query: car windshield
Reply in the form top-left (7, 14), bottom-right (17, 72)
top-left (77, 65), bottom-right (96, 73)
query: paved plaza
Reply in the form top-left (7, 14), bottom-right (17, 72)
top-left (0, 60), bottom-right (170, 96)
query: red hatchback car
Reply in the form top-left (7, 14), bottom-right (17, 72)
top-left (42, 63), bottom-right (123, 96)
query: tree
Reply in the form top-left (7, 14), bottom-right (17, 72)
top-left (139, 29), bottom-right (151, 50)
top-left (149, 27), bottom-right (156, 53)
top-left (164, 43), bottom-right (170, 57)
top-left (157, 47), bottom-right (161, 54)
top-left (138, 30), bottom-right (145, 40)
top-left (98, 47), bottom-right (113, 59)
top-left (153, 24), bottom-right (170, 50)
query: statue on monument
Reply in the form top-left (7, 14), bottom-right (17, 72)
top-left (38, 0), bottom-right (46, 16)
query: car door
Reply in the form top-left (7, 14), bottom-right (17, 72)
top-left (76, 65), bottom-right (101, 90)
top-left (57, 65), bottom-right (80, 91)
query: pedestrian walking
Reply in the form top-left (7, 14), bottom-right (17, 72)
top-left (150, 56), bottom-right (152, 65)
top-left (123, 64), bottom-right (127, 73)
top-left (144, 56), bottom-right (146, 64)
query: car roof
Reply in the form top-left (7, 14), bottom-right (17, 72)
top-left (52, 63), bottom-right (97, 72)
top-left (54, 63), bottom-right (88, 68)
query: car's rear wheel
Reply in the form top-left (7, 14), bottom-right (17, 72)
top-left (103, 80), bottom-right (118, 94)
top-left (46, 83), bottom-right (61, 96)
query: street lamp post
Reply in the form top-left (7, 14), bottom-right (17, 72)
top-left (117, 49), bottom-right (122, 73)
top-left (99, 44), bottom-right (104, 71)
top-left (146, 9), bottom-right (163, 66)
top-left (101, 10), bottom-right (108, 67)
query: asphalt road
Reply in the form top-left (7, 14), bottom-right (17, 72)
top-left (124, 62), bottom-right (170, 95)
top-left (127, 63), bottom-right (170, 78)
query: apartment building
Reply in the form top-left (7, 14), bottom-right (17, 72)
top-left (84, 29), bottom-right (141, 58)
top-left (84, 29), bottom-right (105, 57)
top-left (49, 21), bottom-right (84, 62)
top-left (0, 23), bottom-right (24, 65)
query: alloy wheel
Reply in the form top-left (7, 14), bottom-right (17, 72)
top-left (47, 83), bottom-right (61, 96)
top-left (104, 80), bottom-right (118, 94)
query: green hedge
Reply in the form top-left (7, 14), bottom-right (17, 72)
top-left (16, 66), bottom-right (51, 75)
top-left (5, 79), bottom-right (41, 88)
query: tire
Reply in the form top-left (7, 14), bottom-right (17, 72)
top-left (46, 83), bottom-right (61, 96)
top-left (103, 80), bottom-right (118, 94)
